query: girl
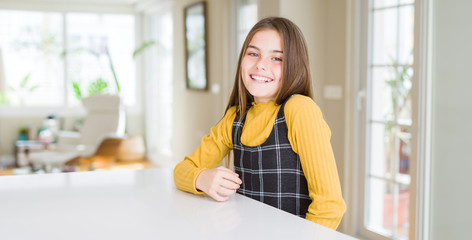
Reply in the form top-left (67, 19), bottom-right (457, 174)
top-left (174, 17), bottom-right (346, 230)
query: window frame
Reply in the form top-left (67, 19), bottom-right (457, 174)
top-left (366, 1), bottom-right (414, 239)
top-left (227, 0), bottom-right (258, 107)
top-left (0, 1), bottom-right (141, 117)
top-left (344, 0), bottom-right (432, 239)
top-left (230, 0), bottom-right (259, 81)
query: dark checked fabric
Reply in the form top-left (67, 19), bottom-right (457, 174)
top-left (232, 99), bottom-right (312, 218)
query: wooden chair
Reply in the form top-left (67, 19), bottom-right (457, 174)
top-left (65, 137), bottom-right (124, 171)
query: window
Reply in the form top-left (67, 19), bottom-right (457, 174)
top-left (361, 0), bottom-right (415, 239)
top-left (231, 0), bottom-right (258, 83)
top-left (65, 13), bottom-right (135, 107)
top-left (0, 10), bottom-right (64, 107)
top-left (0, 10), bottom-right (136, 110)
top-left (236, 0), bottom-right (258, 50)
top-left (142, 4), bottom-right (174, 166)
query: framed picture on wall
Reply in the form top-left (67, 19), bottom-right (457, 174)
top-left (184, 2), bottom-right (208, 90)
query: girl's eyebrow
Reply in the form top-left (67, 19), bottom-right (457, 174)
top-left (247, 45), bottom-right (283, 54)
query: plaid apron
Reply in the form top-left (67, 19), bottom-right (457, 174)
top-left (233, 100), bottom-right (312, 218)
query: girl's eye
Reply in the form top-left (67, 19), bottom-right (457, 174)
top-left (248, 52), bottom-right (259, 57)
top-left (273, 57), bottom-right (283, 62)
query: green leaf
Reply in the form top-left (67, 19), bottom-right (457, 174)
top-left (20, 73), bottom-right (31, 88)
top-left (61, 47), bottom-right (99, 59)
top-left (0, 92), bottom-right (9, 105)
top-left (72, 81), bottom-right (82, 100)
top-left (105, 47), bottom-right (120, 93)
top-left (87, 78), bottom-right (109, 95)
top-left (133, 40), bottom-right (156, 58)
top-left (28, 85), bottom-right (39, 92)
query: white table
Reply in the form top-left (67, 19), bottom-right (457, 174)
top-left (0, 168), bottom-right (357, 240)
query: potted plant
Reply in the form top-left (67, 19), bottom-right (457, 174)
top-left (66, 40), bottom-right (156, 100)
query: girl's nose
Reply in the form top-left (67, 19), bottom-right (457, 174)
top-left (256, 59), bottom-right (267, 71)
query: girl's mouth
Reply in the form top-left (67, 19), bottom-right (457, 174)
top-left (250, 74), bottom-right (273, 83)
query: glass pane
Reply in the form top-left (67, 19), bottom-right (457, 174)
top-left (398, 127), bottom-right (411, 175)
top-left (373, 0), bottom-right (414, 9)
top-left (396, 66), bottom-right (413, 125)
top-left (239, 0), bottom-right (258, 30)
top-left (396, 184), bottom-right (410, 238)
top-left (369, 122), bottom-right (394, 177)
top-left (400, 0), bottom-right (414, 5)
top-left (366, 177), bottom-right (393, 235)
top-left (371, 8), bottom-right (398, 65)
top-left (0, 10), bottom-right (64, 106)
top-left (145, 11), bottom-right (174, 159)
top-left (237, 0), bottom-right (258, 51)
top-left (398, 5), bottom-right (414, 65)
top-left (66, 13), bottom-right (135, 106)
top-left (368, 1), bottom-right (414, 239)
top-left (371, 67), bottom-right (395, 122)
top-left (373, 0), bottom-right (399, 9)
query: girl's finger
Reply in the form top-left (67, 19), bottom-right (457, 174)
top-left (222, 173), bottom-right (242, 185)
top-left (217, 166), bottom-right (240, 177)
top-left (216, 186), bottom-right (237, 197)
top-left (220, 179), bottom-right (240, 190)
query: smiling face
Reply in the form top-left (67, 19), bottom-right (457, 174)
top-left (241, 29), bottom-right (283, 104)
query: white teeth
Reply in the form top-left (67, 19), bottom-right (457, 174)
top-left (251, 75), bottom-right (272, 83)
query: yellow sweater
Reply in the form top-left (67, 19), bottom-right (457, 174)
top-left (173, 95), bottom-right (346, 229)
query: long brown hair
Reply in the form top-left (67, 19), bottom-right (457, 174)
top-left (225, 17), bottom-right (313, 118)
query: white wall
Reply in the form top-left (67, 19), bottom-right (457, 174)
top-left (431, 0), bottom-right (472, 238)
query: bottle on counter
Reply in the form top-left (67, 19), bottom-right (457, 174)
top-left (38, 114), bottom-right (58, 144)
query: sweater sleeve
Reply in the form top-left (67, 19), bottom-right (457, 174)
top-left (285, 95), bottom-right (346, 230)
top-left (173, 107), bottom-right (236, 194)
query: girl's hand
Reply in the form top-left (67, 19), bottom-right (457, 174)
top-left (195, 166), bottom-right (242, 202)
